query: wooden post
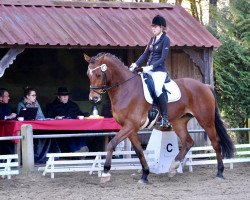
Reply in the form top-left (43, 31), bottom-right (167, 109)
top-left (104, 136), bottom-right (109, 151)
top-left (21, 124), bottom-right (34, 173)
top-left (124, 138), bottom-right (131, 158)
top-left (15, 131), bottom-right (21, 167)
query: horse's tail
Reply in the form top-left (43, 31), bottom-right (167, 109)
top-left (208, 85), bottom-right (235, 158)
top-left (215, 105), bottom-right (235, 158)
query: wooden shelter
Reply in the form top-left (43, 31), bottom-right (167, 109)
top-left (0, 0), bottom-right (221, 144)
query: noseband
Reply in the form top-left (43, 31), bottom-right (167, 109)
top-left (88, 64), bottom-right (138, 95)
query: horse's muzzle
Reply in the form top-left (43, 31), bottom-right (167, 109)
top-left (89, 96), bottom-right (101, 103)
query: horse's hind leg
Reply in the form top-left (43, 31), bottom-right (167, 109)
top-left (195, 111), bottom-right (225, 178)
top-left (169, 116), bottom-right (194, 177)
top-left (199, 124), bottom-right (224, 178)
top-left (129, 133), bottom-right (150, 184)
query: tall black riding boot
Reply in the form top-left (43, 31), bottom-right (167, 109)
top-left (158, 93), bottom-right (171, 130)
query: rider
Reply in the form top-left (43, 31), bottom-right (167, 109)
top-left (129, 15), bottom-right (171, 129)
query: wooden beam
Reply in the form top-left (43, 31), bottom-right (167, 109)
top-left (0, 48), bottom-right (25, 77)
top-left (183, 48), bottom-right (205, 79)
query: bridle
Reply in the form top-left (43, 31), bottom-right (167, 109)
top-left (88, 64), bottom-right (139, 95)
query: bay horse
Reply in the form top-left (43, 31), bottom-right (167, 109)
top-left (84, 52), bottom-right (234, 184)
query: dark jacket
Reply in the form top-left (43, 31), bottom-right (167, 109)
top-left (0, 102), bottom-right (12, 120)
top-left (135, 32), bottom-right (170, 72)
top-left (46, 98), bottom-right (88, 119)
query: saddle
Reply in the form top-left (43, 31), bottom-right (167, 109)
top-left (141, 73), bottom-right (181, 105)
top-left (139, 73), bottom-right (181, 130)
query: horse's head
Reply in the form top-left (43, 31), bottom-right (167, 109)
top-left (84, 53), bottom-right (111, 103)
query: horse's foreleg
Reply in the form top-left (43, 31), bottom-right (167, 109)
top-left (101, 125), bottom-right (137, 183)
top-left (170, 119), bottom-right (194, 177)
top-left (129, 133), bottom-right (150, 184)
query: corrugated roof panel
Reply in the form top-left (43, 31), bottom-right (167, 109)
top-left (0, 1), bottom-right (221, 48)
top-left (79, 8), bottom-right (111, 46)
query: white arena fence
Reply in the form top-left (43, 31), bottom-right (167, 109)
top-left (0, 125), bottom-right (249, 176)
top-left (185, 144), bottom-right (250, 172)
top-left (0, 154), bottom-right (19, 179)
top-left (38, 150), bottom-right (154, 179)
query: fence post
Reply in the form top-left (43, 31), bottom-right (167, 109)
top-left (21, 124), bottom-right (34, 173)
top-left (124, 138), bottom-right (132, 158)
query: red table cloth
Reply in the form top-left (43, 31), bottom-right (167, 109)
top-left (0, 118), bottom-right (121, 143)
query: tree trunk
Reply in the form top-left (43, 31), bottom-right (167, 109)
top-left (198, 0), bottom-right (203, 25)
top-left (188, 0), bottom-right (199, 21)
top-left (175, 0), bottom-right (183, 4)
top-left (209, 0), bottom-right (217, 29)
top-left (237, 119), bottom-right (249, 144)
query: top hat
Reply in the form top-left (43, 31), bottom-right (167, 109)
top-left (55, 87), bottom-right (71, 95)
top-left (152, 15), bottom-right (166, 27)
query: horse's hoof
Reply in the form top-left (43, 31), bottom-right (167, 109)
top-left (216, 175), bottom-right (225, 180)
top-left (100, 172), bottom-right (111, 184)
top-left (168, 160), bottom-right (180, 177)
top-left (215, 177), bottom-right (225, 181)
top-left (138, 179), bottom-right (149, 185)
top-left (168, 170), bottom-right (177, 178)
top-left (131, 173), bottom-right (139, 180)
top-left (169, 160), bottom-right (180, 176)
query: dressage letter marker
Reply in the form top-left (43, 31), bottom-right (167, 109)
top-left (166, 143), bottom-right (173, 152)
top-left (146, 129), bottom-right (182, 174)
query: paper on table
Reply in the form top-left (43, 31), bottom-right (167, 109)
top-left (85, 115), bottom-right (104, 119)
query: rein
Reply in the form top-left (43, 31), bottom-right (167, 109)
top-left (89, 64), bottom-right (139, 95)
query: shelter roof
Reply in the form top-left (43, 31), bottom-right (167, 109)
top-left (0, 0), bottom-right (221, 48)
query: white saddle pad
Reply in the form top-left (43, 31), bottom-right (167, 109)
top-left (141, 74), bottom-right (181, 104)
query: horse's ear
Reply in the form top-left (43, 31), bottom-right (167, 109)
top-left (84, 54), bottom-right (91, 63)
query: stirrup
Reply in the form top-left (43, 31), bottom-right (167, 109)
top-left (161, 117), bottom-right (171, 125)
top-left (160, 122), bottom-right (171, 128)
top-left (159, 118), bottom-right (171, 131)
top-left (159, 125), bottom-right (171, 131)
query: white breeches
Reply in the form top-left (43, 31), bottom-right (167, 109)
top-left (147, 71), bottom-right (167, 97)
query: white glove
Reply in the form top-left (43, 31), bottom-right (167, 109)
top-left (142, 65), bottom-right (153, 73)
top-left (129, 63), bottom-right (137, 72)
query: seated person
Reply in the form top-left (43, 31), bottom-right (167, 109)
top-left (17, 87), bottom-right (45, 120)
top-left (0, 88), bottom-right (17, 120)
top-left (17, 87), bottom-right (54, 163)
top-left (0, 88), bottom-right (16, 154)
top-left (46, 87), bottom-right (89, 153)
top-left (47, 87), bottom-right (88, 119)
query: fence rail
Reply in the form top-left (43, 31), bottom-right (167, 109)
top-left (0, 136), bottom-right (22, 141)
top-left (1, 128), bottom-right (249, 141)
top-left (185, 144), bottom-right (250, 172)
top-left (0, 125), bottom-right (249, 174)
